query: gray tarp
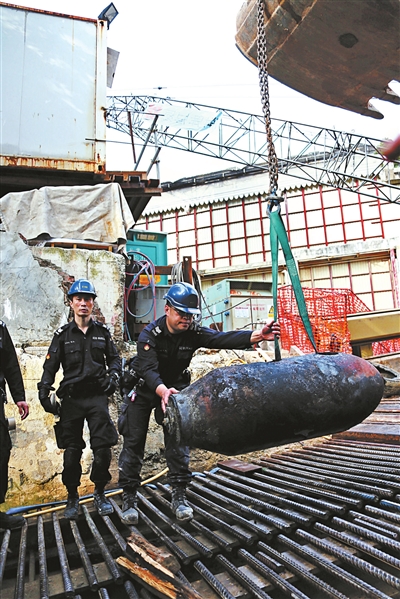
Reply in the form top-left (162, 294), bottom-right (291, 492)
top-left (0, 183), bottom-right (134, 243)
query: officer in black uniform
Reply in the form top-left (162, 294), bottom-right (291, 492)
top-left (118, 282), bottom-right (280, 524)
top-left (0, 321), bottom-right (29, 530)
top-left (38, 279), bottom-right (121, 520)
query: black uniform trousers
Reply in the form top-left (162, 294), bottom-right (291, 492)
top-left (60, 393), bottom-right (118, 489)
top-left (0, 401), bottom-right (12, 504)
top-left (118, 392), bottom-right (191, 493)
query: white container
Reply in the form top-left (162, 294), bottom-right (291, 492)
top-left (0, 3), bottom-right (107, 173)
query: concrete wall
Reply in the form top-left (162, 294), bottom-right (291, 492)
top-left (0, 232), bottom-right (126, 508)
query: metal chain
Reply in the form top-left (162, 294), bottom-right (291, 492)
top-left (257, 0), bottom-right (279, 195)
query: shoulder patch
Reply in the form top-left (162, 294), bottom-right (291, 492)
top-left (143, 343), bottom-right (151, 351)
top-left (94, 321), bottom-right (109, 330)
top-left (54, 323), bottom-right (69, 336)
top-left (0, 320), bottom-right (5, 327)
top-left (151, 326), bottom-right (162, 337)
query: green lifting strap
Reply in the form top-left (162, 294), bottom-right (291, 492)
top-left (268, 198), bottom-right (318, 358)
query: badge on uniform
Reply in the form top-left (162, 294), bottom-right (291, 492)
top-left (143, 344), bottom-right (150, 351)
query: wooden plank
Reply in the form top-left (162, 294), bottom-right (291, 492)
top-left (334, 424), bottom-right (400, 444)
top-left (126, 531), bottom-right (180, 573)
top-left (117, 555), bottom-right (203, 599)
top-left (362, 414), bottom-right (400, 423)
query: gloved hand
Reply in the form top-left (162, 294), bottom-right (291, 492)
top-left (104, 373), bottom-right (119, 396)
top-left (40, 396), bottom-right (61, 416)
top-left (38, 385), bottom-right (59, 415)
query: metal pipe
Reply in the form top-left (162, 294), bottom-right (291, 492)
top-left (289, 448), bottom-right (400, 477)
top-left (327, 439), bottom-right (400, 454)
top-left (365, 504), bottom-right (400, 524)
top-left (296, 528), bottom-right (400, 591)
top-left (14, 522), bottom-right (28, 599)
top-left (124, 579), bottom-right (140, 598)
top-left (127, 110), bottom-right (137, 164)
top-left (186, 489), bottom-right (258, 545)
top-left (238, 548), bottom-right (311, 599)
top-left (253, 551), bottom-right (285, 574)
top-left (134, 115), bottom-right (158, 170)
top-left (52, 512), bottom-right (75, 599)
top-left (279, 534), bottom-right (393, 599)
top-left (331, 516), bottom-right (400, 554)
top-left (302, 444), bottom-right (400, 466)
top-left (208, 470), bottom-right (329, 520)
top-left (216, 554), bottom-right (274, 599)
top-left (37, 515), bottom-right (49, 599)
top-left (257, 542), bottom-right (349, 599)
top-left (380, 499), bottom-right (400, 512)
top-left (261, 458), bottom-right (393, 498)
top-left (158, 483), bottom-right (249, 547)
top-left (137, 491), bottom-right (213, 558)
top-left (70, 520), bottom-right (100, 591)
top-left (265, 454), bottom-right (398, 490)
top-left (100, 514), bottom-right (127, 553)
top-left (82, 505), bottom-right (123, 584)
top-left (252, 470), bottom-right (361, 509)
top-left (314, 522), bottom-right (400, 572)
top-left (190, 518), bottom-right (233, 552)
top-left (175, 569), bottom-right (192, 587)
top-left (202, 476), bottom-right (311, 527)
top-left (254, 467), bottom-right (379, 504)
top-left (352, 517), bottom-right (398, 539)
top-left (192, 480), bottom-right (295, 533)
top-left (186, 486), bottom-right (266, 542)
top-left (112, 497), bottom-right (192, 566)
top-left (193, 560), bottom-right (236, 599)
top-left (0, 529), bottom-right (11, 586)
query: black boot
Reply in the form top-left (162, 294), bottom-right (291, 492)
top-left (93, 488), bottom-right (114, 516)
top-left (64, 492), bottom-right (80, 520)
top-left (121, 491), bottom-right (139, 525)
top-left (0, 511), bottom-right (25, 530)
top-left (171, 486), bottom-right (193, 521)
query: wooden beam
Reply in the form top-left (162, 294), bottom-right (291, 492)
top-left (117, 556), bottom-right (203, 599)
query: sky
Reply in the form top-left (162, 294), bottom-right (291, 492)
top-left (10, 0), bottom-right (400, 182)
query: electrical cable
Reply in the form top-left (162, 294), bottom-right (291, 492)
top-left (170, 262), bottom-right (203, 324)
top-left (124, 250), bottom-right (157, 341)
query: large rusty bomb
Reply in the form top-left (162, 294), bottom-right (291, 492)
top-left (164, 353), bottom-right (384, 455)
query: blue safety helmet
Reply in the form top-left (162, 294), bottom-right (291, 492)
top-left (163, 282), bottom-right (201, 315)
top-left (67, 279), bottom-right (97, 298)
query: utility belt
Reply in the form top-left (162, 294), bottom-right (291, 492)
top-left (62, 381), bottom-right (103, 399)
top-left (121, 366), bottom-right (145, 396)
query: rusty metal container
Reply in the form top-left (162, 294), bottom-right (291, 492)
top-left (235, 0), bottom-right (400, 119)
top-left (165, 353), bottom-right (384, 455)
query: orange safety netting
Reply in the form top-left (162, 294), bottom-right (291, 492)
top-left (277, 286), bottom-right (400, 356)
